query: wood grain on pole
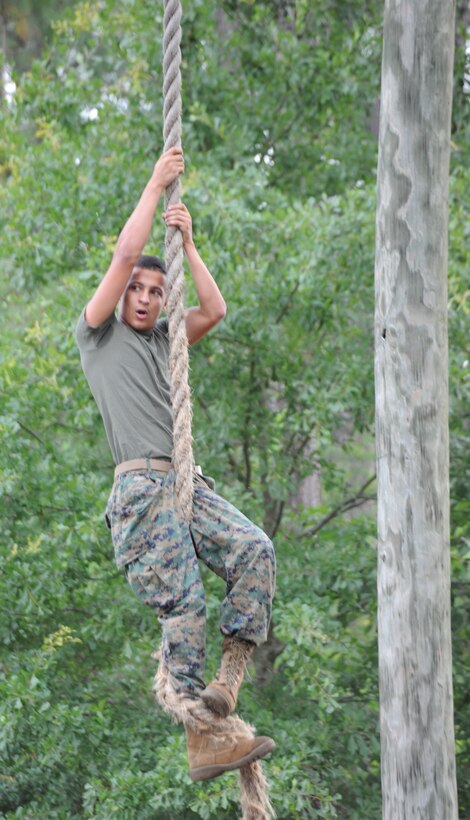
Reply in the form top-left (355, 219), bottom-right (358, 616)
top-left (375, 0), bottom-right (458, 816)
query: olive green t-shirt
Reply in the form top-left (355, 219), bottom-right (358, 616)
top-left (75, 309), bottom-right (173, 464)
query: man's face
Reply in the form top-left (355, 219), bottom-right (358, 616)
top-left (120, 267), bottom-right (167, 332)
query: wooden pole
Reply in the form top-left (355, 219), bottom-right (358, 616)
top-left (374, 0), bottom-right (458, 817)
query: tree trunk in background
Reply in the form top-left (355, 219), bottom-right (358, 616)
top-left (291, 435), bottom-right (322, 509)
top-left (375, 1), bottom-right (458, 818)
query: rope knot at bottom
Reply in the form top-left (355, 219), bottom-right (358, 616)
top-left (153, 652), bottom-right (276, 819)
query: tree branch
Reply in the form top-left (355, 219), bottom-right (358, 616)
top-left (195, 392), bottom-right (244, 483)
top-left (301, 474), bottom-right (376, 537)
top-left (269, 498), bottom-right (285, 540)
top-left (17, 420), bottom-right (48, 447)
top-left (274, 279), bottom-right (301, 323)
top-left (242, 354), bottom-right (257, 490)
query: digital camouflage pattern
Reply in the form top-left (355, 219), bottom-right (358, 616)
top-left (106, 469), bottom-right (276, 696)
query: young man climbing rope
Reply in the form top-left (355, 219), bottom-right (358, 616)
top-left (75, 147), bottom-right (276, 782)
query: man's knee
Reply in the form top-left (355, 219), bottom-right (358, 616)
top-left (242, 530), bottom-right (275, 573)
top-left (235, 532), bottom-right (276, 604)
top-left (259, 534), bottom-right (275, 568)
top-left (251, 529), bottom-right (275, 568)
top-left (257, 535), bottom-right (276, 596)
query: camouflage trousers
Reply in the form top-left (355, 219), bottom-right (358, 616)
top-left (106, 468), bottom-right (276, 697)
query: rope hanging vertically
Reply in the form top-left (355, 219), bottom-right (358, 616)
top-left (159, 4), bottom-right (275, 817)
top-left (162, 0), bottom-right (194, 522)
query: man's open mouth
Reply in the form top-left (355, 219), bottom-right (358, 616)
top-left (136, 309), bottom-right (148, 318)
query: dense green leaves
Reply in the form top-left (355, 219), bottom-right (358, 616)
top-left (1, 0), bottom-right (469, 817)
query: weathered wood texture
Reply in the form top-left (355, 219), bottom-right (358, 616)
top-left (375, 1), bottom-right (458, 818)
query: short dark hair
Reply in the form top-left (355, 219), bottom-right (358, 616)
top-left (136, 254), bottom-right (167, 275)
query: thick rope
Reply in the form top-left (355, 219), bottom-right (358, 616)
top-left (162, 0), bottom-right (194, 522)
top-left (154, 655), bottom-right (276, 820)
top-left (160, 3), bottom-right (274, 815)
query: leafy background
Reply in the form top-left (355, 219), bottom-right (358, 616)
top-left (1, 1), bottom-right (469, 817)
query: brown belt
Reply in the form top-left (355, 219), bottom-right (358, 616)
top-left (114, 458), bottom-right (203, 479)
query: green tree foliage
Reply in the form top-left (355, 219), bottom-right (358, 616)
top-left (1, 0), bottom-right (80, 75)
top-left (1, 1), bottom-right (468, 817)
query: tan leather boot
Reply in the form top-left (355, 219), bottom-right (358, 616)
top-left (201, 637), bottom-right (254, 717)
top-left (186, 725), bottom-right (275, 781)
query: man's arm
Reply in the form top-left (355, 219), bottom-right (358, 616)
top-left (163, 203), bottom-right (226, 344)
top-left (85, 148), bottom-right (184, 328)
